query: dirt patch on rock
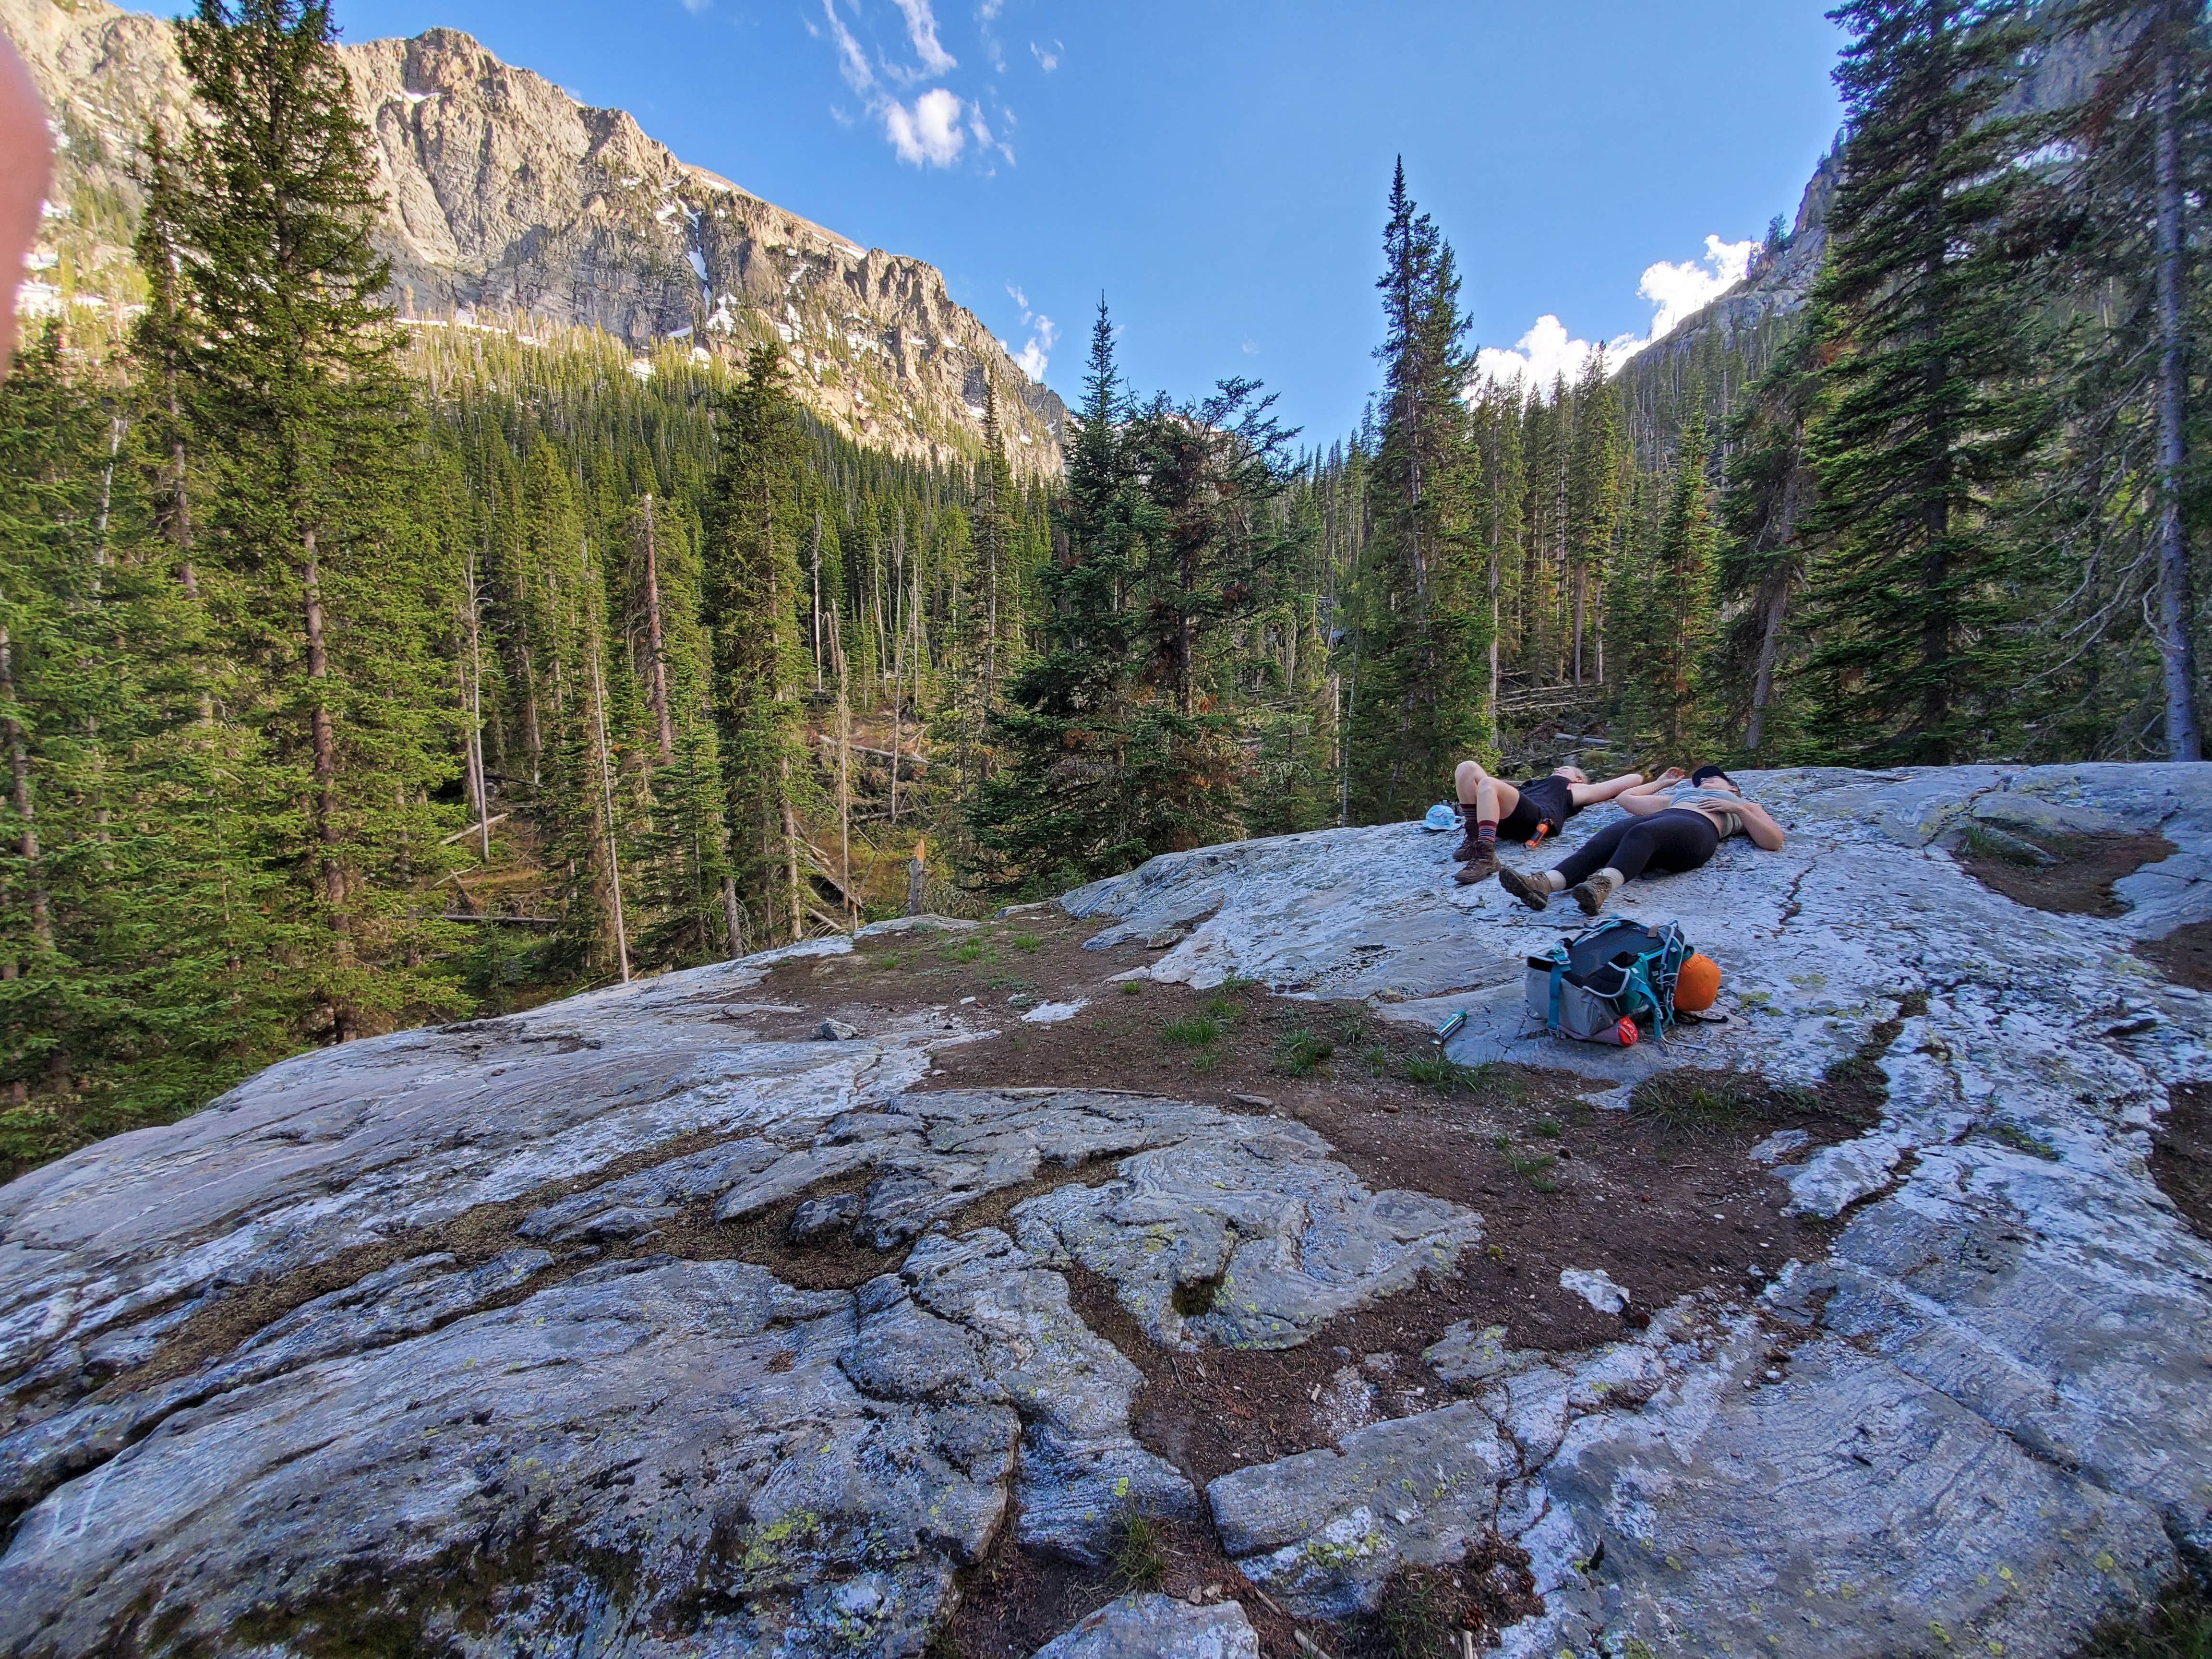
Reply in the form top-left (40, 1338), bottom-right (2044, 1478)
top-left (2152, 1083), bottom-right (2212, 1241)
top-left (2134, 921), bottom-right (2212, 991)
top-left (1957, 828), bottom-right (2174, 918)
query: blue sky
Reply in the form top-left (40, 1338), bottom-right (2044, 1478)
top-left (325, 0), bottom-right (1848, 443)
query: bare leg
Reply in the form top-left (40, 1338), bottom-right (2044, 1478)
top-left (1566, 770), bottom-right (1646, 809)
top-left (1452, 760), bottom-right (1520, 825)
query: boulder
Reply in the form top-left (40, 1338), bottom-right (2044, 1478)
top-left (1030, 1593), bottom-right (1259, 1659)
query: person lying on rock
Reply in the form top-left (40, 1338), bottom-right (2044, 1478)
top-left (1495, 764), bottom-right (1786, 916)
top-left (1450, 759), bottom-right (1658, 886)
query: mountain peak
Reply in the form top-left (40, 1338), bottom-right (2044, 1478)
top-left (3, 0), bottom-right (1066, 472)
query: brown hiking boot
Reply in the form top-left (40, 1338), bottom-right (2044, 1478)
top-left (1449, 815), bottom-right (1483, 862)
top-left (1453, 841), bottom-right (1501, 885)
top-left (1570, 868), bottom-right (1623, 916)
top-left (1497, 865), bottom-right (1551, 912)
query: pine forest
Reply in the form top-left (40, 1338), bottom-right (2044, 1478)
top-left (1, 0), bottom-right (2207, 1171)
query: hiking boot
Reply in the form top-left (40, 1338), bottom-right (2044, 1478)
top-left (1449, 816), bottom-right (1483, 862)
top-left (1570, 868), bottom-right (1623, 916)
top-left (1453, 841), bottom-right (1501, 885)
top-left (1497, 865), bottom-right (1551, 912)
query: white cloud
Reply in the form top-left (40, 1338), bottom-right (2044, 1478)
top-left (1475, 316), bottom-right (1630, 393)
top-left (885, 87), bottom-right (967, 167)
top-left (1002, 289), bottom-right (1057, 381)
top-left (891, 0), bottom-right (957, 74)
top-left (1242, 337), bottom-right (1260, 356)
top-left (823, 0), bottom-right (874, 93)
top-left (679, 0), bottom-right (709, 12)
top-left (1638, 234), bottom-right (1756, 342)
top-left (1031, 39), bottom-right (1060, 72)
top-left (1473, 232), bottom-right (1759, 394)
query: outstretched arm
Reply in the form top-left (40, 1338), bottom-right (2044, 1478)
top-left (1568, 769), bottom-right (1647, 807)
top-left (1738, 802), bottom-right (1787, 851)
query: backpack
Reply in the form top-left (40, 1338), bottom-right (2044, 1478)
top-left (1524, 917), bottom-right (1693, 1046)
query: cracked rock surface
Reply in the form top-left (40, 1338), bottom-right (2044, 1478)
top-left (1067, 764), bottom-right (2212, 1656)
top-left (0, 767), bottom-right (2208, 1658)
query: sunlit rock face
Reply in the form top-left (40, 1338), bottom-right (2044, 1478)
top-left (0, 0), bottom-right (1068, 475)
top-left (0, 766), bottom-right (2207, 1658)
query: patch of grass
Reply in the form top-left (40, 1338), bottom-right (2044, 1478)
top-left (1202, 990), bottom-right (1246, 1023)
top-left (1218, 972), bottom-right (1262, 995)
top-left (1336, 1005), bottom-right (1380, 1047)
top-left (1403, 1055), bottom-right (1488, 1094)
top-left (1360, 1043), bottom-right (1392, 1078)
top-left (1630, 1070), bottom-right (1767, 1135)
top-left (875, 952), bottom-right (902, 971)
top-left (1362, 1564), bottom-right (1467, 1659)
top-left (1119, 978), bottom-right (1144, 995)
top-left (1009, 932), bottom-right (1042, 953)
top-left (1162, 1015), bottom-right (1221, 1048)
top-left (1987, 1118), bottom-right (2062, 1161)
top-left (1490, 1131), bottom-right (1511, 1150)
top-left (945, 938), bottom-right (995, 965)
top-left (2074, 1582), bottom-right (2212, 1659)
top-left (1532, 1117), bottom-right (1563, 1139)
top-left (1273, 1029), bottom-right (1335, 1077)
top-left (1107, 1503), bottom-right (1167, 1592)
top-left (1508, 1150), bottom-right (1559, 1192)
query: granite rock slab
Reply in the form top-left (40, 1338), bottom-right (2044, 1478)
top-left (1029, 1593), bottom-right (1259, 1659)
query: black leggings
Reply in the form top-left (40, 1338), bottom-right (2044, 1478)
top-left (1555, 810), bottom-right (1720, 887)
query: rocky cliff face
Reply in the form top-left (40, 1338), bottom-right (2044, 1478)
top-left (1, 0), bottom-right (1066, 473)
top-left (0, 764), bottom-right (2208, 1658)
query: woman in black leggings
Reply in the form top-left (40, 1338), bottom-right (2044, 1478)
top-left (1497, 766), bottom-right (1786, 916)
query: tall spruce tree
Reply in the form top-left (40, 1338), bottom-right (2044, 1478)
top-left (1346, 163), bottom-right (1487, 821)
top-left (1620, 409), bottom-right (1719, 757)
top-left (169, 0), bottom-right (465, 1043)
top-left (1714, 333), bottom-right (1822, 756)
top-left (971, 302), bottom-right (1145, 888)
top-left (1801, 0), bottom-right (2048, 764)
top-left (702, 346), bottom-right (811, 944)
top-left (2025, 0), bottom-right (2211, 759)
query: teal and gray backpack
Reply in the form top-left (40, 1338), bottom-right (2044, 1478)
top-left (1525, 918), bottom-right (1693, 1047)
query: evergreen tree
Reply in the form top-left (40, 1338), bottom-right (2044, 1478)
top-left (2023, 0), bottom-right (2211, 759)
top-left (1713, 334), bottom-right (1821, 757)
top-left (1620, 409), bottom-right (1719, 757)
top-left (1801, 0), bottom-right (2049, 764)
top-left (1346, 163), bottom-right (1488, 820)
top-left (701, 346), bottom-right (811, 943)
top-left (169, 0), bottom-right (466, 1042)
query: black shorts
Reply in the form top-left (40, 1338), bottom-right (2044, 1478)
top-left (1498, 775), bottom-right (1574, 842)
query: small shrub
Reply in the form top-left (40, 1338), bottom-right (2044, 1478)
top-left (1108, 1504), bottom-right (1166, 1592)
top-left (1274, 1029), bottom-right (1335, 1077)
top-left (1162, 1016), bottom-right (1220, 1048)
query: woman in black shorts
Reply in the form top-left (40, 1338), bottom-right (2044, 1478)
top-left (1450, 760), bottom-right (1654, 885)
top-left (1496, 766), bottom-right (1786, 915)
